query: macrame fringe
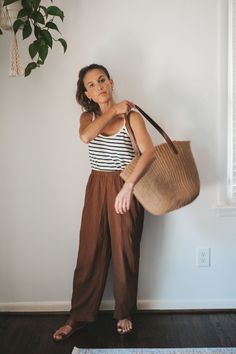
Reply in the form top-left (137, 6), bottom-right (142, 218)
top-left (0, 2), bottom-right (24, 77)
top-left (0, 0), bottom-right (11, 30)
top-left (9, 29), bottom-right (24, 77)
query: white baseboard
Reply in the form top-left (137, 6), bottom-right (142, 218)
top-left (0, 299), bottom-right (236, 312)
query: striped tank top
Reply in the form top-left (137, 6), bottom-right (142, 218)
top-left (88, 112), bottom-right (135, 171)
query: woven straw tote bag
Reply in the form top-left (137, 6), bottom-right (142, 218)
top-left (120, 105), bottom-right (200, 215)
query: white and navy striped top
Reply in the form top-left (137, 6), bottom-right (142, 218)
top-left (88, 112), bottom-right (135, 171)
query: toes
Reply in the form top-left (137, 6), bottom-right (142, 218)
top-left (53, 333), bottom-right (62, 340)
top-left (117, 319), bottom-right (132, 333)
top-left (53, 330), bottom-right (65, 339)
top-left (53, 325), bottom-right (71, 340)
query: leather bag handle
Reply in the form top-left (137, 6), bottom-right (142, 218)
top-left (125, 112), bottom-right (141, 156)
top-left (125, 105), bottom-right (178, 156)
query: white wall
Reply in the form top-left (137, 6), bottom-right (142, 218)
top-left (1, 0), bottom-right (235, 312)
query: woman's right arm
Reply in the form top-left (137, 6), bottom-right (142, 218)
top-left (79, 100), bottom-right (134, 143)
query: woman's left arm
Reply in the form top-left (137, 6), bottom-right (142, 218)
top-left (115, 111), bottom-right (155, 214)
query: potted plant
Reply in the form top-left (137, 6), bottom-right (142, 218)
top-left (0, 0), bottom-right (67, 77)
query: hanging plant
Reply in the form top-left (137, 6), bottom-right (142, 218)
top-left (0, 0), bottom-right (67, 77)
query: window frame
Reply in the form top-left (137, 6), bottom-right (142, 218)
top-left (214, 0), bottom-right (236, 216)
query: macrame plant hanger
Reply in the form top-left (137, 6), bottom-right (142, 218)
top-left (0, 0), bottom-right (24, 77)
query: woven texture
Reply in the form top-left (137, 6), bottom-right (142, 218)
top-left (120, 140), bottom-right (200, 215)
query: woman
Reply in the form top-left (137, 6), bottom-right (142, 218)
top-left (53, 63), bottom-right (155, 341)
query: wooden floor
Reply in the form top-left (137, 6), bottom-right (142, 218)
top-left (1, 310), bottom-right (236, 354)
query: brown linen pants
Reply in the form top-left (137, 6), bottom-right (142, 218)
top-left (69, 169), bottom-right (144, 322)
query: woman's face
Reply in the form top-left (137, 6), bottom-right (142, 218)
top-left (83, 69), bottom-right (114, 104)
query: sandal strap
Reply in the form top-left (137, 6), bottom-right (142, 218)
top-left (117, 316), bottom-right (132, 321)
top-left (65, 318), bottom-right (87, 329)
top-left (64, 319), bottom-right (79, 329)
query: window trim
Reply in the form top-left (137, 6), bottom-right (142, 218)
top-left (214, 0), bottom-right (236, 216)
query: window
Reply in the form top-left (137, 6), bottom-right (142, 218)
top-left (214, 0), bottom-right (236, 216)
top-left (227, 0), bottom-right (236, 204)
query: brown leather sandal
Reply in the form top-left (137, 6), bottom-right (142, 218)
top-left (116, 317), bottom-right (133, 335)
top-left (52, 318), bottom-right (86, 342)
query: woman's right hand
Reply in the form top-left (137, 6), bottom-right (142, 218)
top-left (112, 100), bottom-right (135, 116)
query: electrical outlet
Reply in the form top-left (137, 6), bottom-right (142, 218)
top-left (196, 248), bottom-right (211, 267)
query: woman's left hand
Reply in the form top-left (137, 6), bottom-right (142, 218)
top-left (114, 182), bottom-right (134, 214)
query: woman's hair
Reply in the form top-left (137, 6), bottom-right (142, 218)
top-left (76, 63), bottom-right (111, 116)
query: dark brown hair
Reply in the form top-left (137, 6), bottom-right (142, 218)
top-left (76, 63), bottom-right (111, 116)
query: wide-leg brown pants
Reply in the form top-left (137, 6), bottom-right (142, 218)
top-left (69, 169), bottom-right (144, 322)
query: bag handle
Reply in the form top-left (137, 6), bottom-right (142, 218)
top-left (125, 112), bottom-right (141, 156)
top-left (125, 105), bottom-right (178, 155)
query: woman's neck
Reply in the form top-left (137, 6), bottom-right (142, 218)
top-left (99, 98), bottom-right (116, 114)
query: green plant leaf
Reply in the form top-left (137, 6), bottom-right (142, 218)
top-left (17, 8), bottom-right (29, 19)
top-left (37, 59), bottom-right (44, 65)
top-left (2, 1), bottom-right (67, 77)
top-left (22, 0), bottom-right (33, 12)
top-left (58, 38), bottom-right (67, 53)
top-left (3, 0), bottom-right (19, 5)
top-left (46, 21), bottom-right (59, 31)
top-left (38, 44), bottom-right (48, 62)
top-left (32, 38), bottom-right (46, 56)
top-left (31, 11), bottom-right (45, 25)
top-left (25, 62), bottom-right (37, 77)
top-left (38, 38), bottom-right (46, 46)
top-left (34, 0), bottom-right (41, 10)
top-left (40, 5), bottom-right (47, 16)
top-left (34, 25), bottom-right (41, 38)
top-left (40, 30), bottom-right (52, 48)
top-left (39, 5), bottom-right (47, 15)
top-left (23, 21), bottom-right (32, 39)
top-left (29, 41), bottom-right (38, 59)
top-left (34, 38), bottom-right (46, 51)
top-left (13, 19), bottom-right (24, 34)
top-left (33, 38), bottom-right (42, 50)
top-left (47, 6), bottom-right (64, 21)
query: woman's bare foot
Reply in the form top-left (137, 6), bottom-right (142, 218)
top-left (52, 319), bottom-right (85, 342)
top-left (117, 317), bottom-right (133, 334)
top-left (53, 323), bottom-right (74, 341)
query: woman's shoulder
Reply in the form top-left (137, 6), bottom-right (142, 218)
top-left (80, 111), bottom-right (94, 121)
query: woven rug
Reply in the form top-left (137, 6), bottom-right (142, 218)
top-left (71, 348), bottom-right (236, 354)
